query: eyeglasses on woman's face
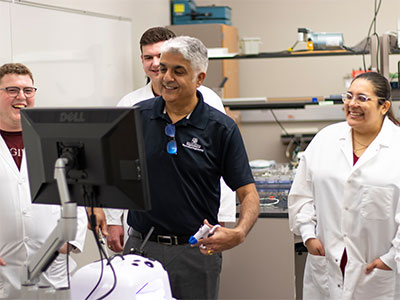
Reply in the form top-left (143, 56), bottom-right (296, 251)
top-left (341, 92), bottom-right (386, 104)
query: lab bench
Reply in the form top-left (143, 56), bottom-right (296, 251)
top-left (219, 213), bottom-right (297, 299)
top-left (219, 163), bottom-right (305, 299)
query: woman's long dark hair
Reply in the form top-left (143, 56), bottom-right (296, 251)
top-left (352, 72), bottom-right (400, 126)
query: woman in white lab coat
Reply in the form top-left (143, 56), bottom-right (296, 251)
top-left (289, 72), bottom-right (400, 300)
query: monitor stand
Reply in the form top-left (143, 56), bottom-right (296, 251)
top-left (20, 157), bottom-right (77, 299)
top-left (19, 157), bottom-right (173, 299)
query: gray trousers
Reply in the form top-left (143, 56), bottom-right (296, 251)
top-left (123, 232), bottom-right (222, 300)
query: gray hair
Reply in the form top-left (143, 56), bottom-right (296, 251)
top-left (160, 36), bottom-right (208, 74)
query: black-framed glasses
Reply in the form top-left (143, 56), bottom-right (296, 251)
top-left (341, 92), bottom-right (386, 104)
top-left (165, 124), bottom-right (177, 155)
top-left (0, 86), bottom-right (37, 98)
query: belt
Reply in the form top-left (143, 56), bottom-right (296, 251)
top-left (130, 228), bottom-right (190, 246)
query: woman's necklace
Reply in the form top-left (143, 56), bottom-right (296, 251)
top-left (353, 145), bottom-right (368, 155)
top-left (352, 130), bottom-right (375, 156)
top-left (353, 136), bottom-right (369, 148)
top-left (353, 137), bottom-right (368, 154)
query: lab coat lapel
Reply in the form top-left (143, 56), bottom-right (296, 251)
top-left (339, 126), bottom-right (354, 169)
top-left (349, 117), bottom-right (392, 172)
top-left (352, 140), bottom-right (381, 171)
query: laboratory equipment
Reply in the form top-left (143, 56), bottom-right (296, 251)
top-left (171, 0), bottom-right (231, 25)
top-left (70, 254), bottom-right (173, 300)
top-left (250, 162), bottom-right (294, 213)
top-left (290, 28), bottom-right (344, 51)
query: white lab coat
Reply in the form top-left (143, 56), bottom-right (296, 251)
top-left (106, 83), bottom-right (236, 235)
top-left (0, 135), bottom-right (87, 298)
top-left (289, 118), bottom-right (400, 300)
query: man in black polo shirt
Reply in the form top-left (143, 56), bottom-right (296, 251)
top-left (123, 36), bottom-right (259, 300)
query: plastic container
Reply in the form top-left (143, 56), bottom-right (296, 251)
top-left (240, 37), bottom-right (261, 55)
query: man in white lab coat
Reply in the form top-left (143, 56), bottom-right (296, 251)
top-left (105, 27), bottom-right (236, 253)
top-left (289, 72), bottom-right (400, 299)
top-left (0, 63), bottom-right (87, 298)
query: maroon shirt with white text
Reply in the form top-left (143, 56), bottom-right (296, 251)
top-left (0, 130), bottom-right (24, 170)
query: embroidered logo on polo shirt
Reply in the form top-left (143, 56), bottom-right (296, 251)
top-left (182, 137), bottom-right (204, 152)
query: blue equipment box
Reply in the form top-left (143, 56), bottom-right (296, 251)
top-left (172, 0), bottom-right (231, 25)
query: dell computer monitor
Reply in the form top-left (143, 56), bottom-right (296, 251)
top-left (20, 107), bottom-right (151, 211)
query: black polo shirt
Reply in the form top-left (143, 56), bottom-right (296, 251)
top-left (128, 91), bottom-right (254, 236)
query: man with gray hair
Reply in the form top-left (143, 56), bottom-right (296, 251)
top-left (123, 36), bottom-right (259, 299)
top-left (104, 27), bottom-right (237, 254)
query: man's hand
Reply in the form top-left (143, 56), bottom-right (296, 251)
top-left (305, 238), bottom-right (325, 256)
top-left (86, 207), bottom-right (108, 237)
top-left (195, 183), bottom-right (259, 256)
top-left (365, 258), bottom-right (392, 274)
top-left (194, 219), bottom-right (244, 255)
top-left (107, 225), bottom-right (124, 253)
top-left (0, 257), bottom-right (5, 266)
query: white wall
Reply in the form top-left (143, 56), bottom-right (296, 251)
top-left (1, 2), bottom-right (135, 107)
top-left (28, 0), bottom-right (171, 90)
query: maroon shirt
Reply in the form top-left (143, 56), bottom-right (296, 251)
top-left (0, 130), bottom-right (24, 170)
top-left (353, 152), bottom-right (360, 165)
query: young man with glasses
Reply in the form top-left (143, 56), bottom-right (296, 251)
top-left (0, 63), bottom-right (87, 298)
top-left (119, 36), bottom-right (259, 300)
top-left (104, 27), bottom-right (237, 254)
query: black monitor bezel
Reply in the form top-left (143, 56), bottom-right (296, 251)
top-left (20, 107), bottom-right (151, 211)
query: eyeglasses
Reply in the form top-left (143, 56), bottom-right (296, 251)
top-left (341, 92), bottom-right (386, 104)
top-left (165, 124), bottom-right (177, 155)
top-left (0, 86), bottom-right (37, 98)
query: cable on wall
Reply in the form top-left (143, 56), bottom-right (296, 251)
top-left (362, 0), bottom-right (383, 72)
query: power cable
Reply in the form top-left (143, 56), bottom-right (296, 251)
top-left (83, 187), bottom-right (117, 300)
top-left (362, 0), bottom-right (382, 71)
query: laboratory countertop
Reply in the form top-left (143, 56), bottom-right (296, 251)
top-left (259, 206), bottom-right (288, 218)
top-left (237, 205), bottom-right (288, 219)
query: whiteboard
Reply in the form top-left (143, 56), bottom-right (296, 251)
top-left (0, 1), bottom-right (133, 107)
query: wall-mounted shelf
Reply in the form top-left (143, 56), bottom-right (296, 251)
top-left (226, 100), bottom-right (400, 123)
top-left (223, 101), bottom-right (312, 110)
top-left (209, 49), bottom-right (366, 60)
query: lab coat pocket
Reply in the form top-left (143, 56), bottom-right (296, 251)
top-left (360, 185), bottom-right (393, 220)
top-left (307, 253), bottom-right (329, 296)
top-left (353, 268), bottom-right (395, 299)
